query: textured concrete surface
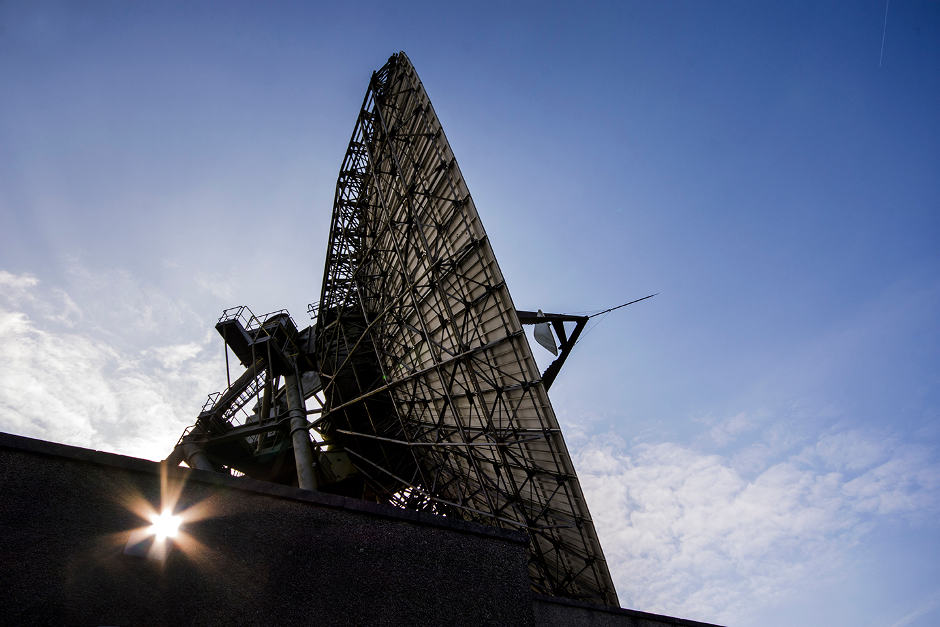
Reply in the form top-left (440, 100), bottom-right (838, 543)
top-left (0, 432), bottom-right (532, 625)
top-left (534, 595), bottom-right (721, 627)
top-left (0, 432), bottom-right (721, 626)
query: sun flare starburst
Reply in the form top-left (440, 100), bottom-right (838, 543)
top-left (149, 510), bottom-right (182, 541)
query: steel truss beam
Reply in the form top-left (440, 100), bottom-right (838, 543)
top-left (315, 52), bottom-right (618, 606)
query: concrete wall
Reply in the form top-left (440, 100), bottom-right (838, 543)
top-left (0, 432), bottom-right (720, 626)
top-left (0, 432), bottom-right (532, 625)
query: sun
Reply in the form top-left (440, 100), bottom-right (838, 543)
top-left (148, 510), bottom-right (182, 541)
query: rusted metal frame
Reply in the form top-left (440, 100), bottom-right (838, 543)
top-left (326, 174), bottom-right (370, 309)
top-left (372, 254), bottom-right (489, 511)
top-left (406, 420), bottom-right (562, 438)
top-left (537, 535), bottom-right (572, 596)
top-left (377, 277), bottom-right (484, 506)
top-left (396, 371), bottom-right (439, 437)
top-left (411, 188), bottom-right (461, 205)
top-left (326, 54), bottom-right (614, 605)
top-left (336, 270), bottom-right (415, 481)
top-left (368, 87), bottom-right (503, 520)
top-left (424, 456), bottom-right (477, 508)
top-left (346, 201), bottom-right (401, 289)
top-left (341, 447), bottom-right (510, 525)
top-left (402, 237), bottom-right (490, 322)
top-left (530, 478), bottom-right (571, 527)
top-left (462, 341), bottom-right (538, 391)
top-left (440, 455), bottom-right (517, 517)
top-left (201, 358), bottom-right (266, 426)
top-left (427, 356), bottom-right (469, 438)
top-left (495, 453), bottom-right (579, 543)
top-left (526, 528), bottom-right (569, 595)
top-left (403, 100), bottom-right (564, 571)
top-left (335, 428), bottom-right (544, 449)
top-left (387, 252), bottom-right (501, 511)
top-left (362, 121), bottom-right (440, 470)
top-left (428, 275), bottom-right (502, 345)
top-left (489, 317), bottom-right (602, 591)
top-left (325, 164), bottom-right (369, 305)
top-left (382, 313), bottom-right (428, 379)
top-left (418, 442), bottom-right (505, 511)
top-left (380, 321), bottom-right (424, 380)
top-left (404, 142), bottom-right (446, 217)
top-left (192, 415), bottom-right (291, 447)
top-left (420, 410), bottom-right (453, 501)
top-left (316, 82), bottom-right (440, 496)
top-left (389, 130), bottom-right (437, 140)
top-left (414, 112), bottom-right (513, 351)
top-left (318, 91), bottom-right (376, 314)
top-left (535, 431), bottom-right (615, 600)
top-left (317, 228), bottom-right (449, 398)
top-left (352, 238), bottom-right (430, 491)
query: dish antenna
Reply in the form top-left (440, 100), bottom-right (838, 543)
top-left (169, 52), bottom-right (651, 606)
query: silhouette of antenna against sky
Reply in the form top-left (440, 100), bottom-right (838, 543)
top-left (167, 52), bottom-right (660, 606)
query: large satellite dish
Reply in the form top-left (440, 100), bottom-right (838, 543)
top-left (169, 52), bottom-right (619, 606)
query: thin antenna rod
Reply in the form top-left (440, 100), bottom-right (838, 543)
top-left (588, 293), bottom-right (658, 319)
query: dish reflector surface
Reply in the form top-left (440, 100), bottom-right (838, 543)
top-left (316, 52), bottom-right (618, 605)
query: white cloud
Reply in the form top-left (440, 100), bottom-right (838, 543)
top-left (574, 427), bottom-right (940, 625)
top-left (149, 341), bottom-right (205, 370)
top-left (0, 269), bottom-right (226, 461)
top-left (888, 588), bottom-right (940, 627)
top-left (706, 410), bottom-right (757, 446)
top-left (0, 270), bottom-right (39, 290)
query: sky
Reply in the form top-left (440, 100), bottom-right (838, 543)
top-left (1, 1), bottom-right (938, 624)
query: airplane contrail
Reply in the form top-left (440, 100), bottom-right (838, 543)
top-left (879, 0), bottom-right (891, 67)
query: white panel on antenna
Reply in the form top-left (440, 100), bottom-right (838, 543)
top-left (533, 310), bottom-right (558, 355)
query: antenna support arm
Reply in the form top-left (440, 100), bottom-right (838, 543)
top-left (516, 310), bottom-right (588, 391)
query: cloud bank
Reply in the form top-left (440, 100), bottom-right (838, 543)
top-left (0, 269), bottom-right (224, 460)
top-left (574, 422), bottom-right (940, 624)
top-left (2, 268), bottom-right (938, 625)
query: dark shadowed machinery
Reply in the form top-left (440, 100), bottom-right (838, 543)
top-left (168, 52), bottom-right (622, 606)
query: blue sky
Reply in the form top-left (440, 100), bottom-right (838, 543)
top-left (1, 2), bottom-right (938, 625)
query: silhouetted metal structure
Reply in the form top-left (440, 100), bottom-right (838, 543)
top-left (169, 52), bottom-right (619, 606)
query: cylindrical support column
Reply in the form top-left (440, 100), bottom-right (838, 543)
top-left (286, 372), bottom-right (318, 491)
top-left (179, 441), bottom-right (214, 471)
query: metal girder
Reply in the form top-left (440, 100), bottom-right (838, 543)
top-left (167, 52), bottom-right (621, 608)
top-left (516, 310), bottom-right (589, 391)
top-left (314, 52), bottom-right (618, 606)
